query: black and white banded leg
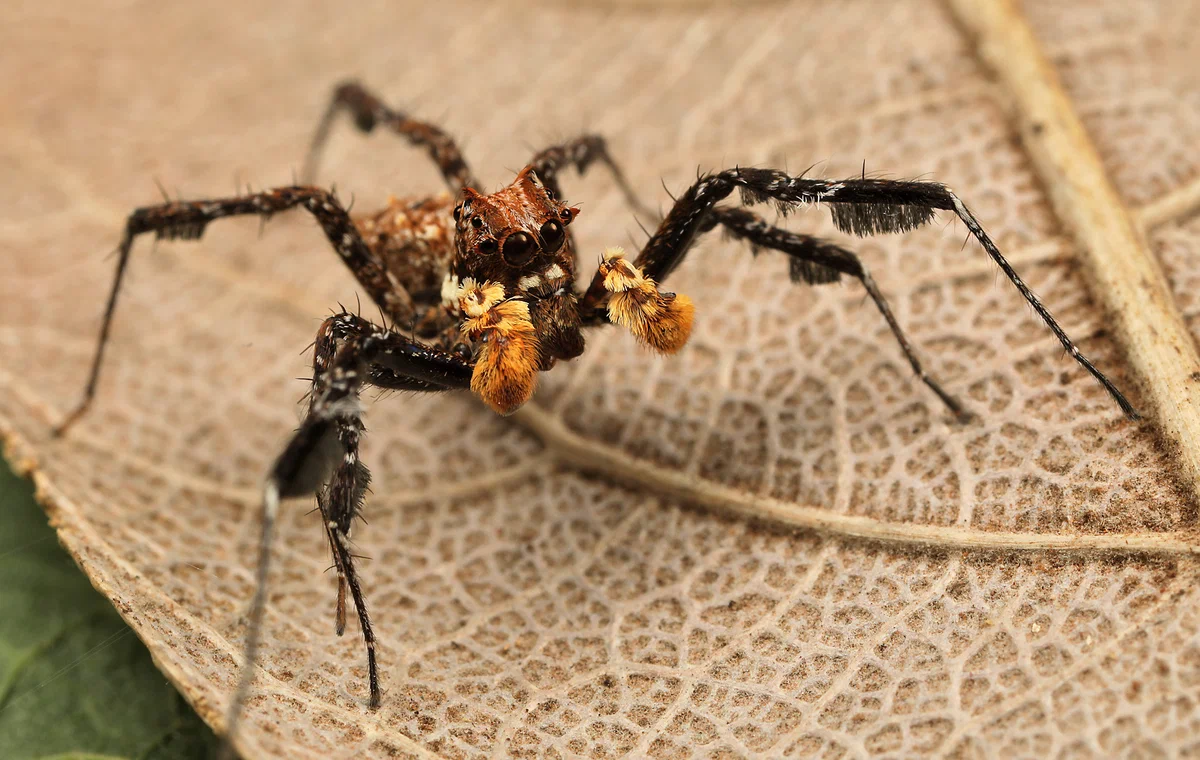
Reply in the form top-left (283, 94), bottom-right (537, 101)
top-left (224, 313), bottom-right (472, 749)
top-left (581, 169), bottom-right (1138, 419)
top-left (54, 186), bottom-right (420, 436)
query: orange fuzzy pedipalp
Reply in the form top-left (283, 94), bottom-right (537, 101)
top-left (457, 279), bottom-right (541, 414)
top-left (470, 326), bottom-right (540, 415)
top-left (600, 246), bottom-right (695, 354)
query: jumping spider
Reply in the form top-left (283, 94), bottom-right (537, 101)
top-left (56, 81), bottom-right (1137, 736)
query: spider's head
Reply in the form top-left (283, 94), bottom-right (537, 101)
top-left (449, 166), bottom-right (580, 297)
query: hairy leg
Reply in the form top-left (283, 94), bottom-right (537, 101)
top-left (304, 80), bottom-right (479, 190)
top-left (580, 168), bottom-right (1137, 418)
top-left (220, 313), bottom-right (472, 758)
top-left (707, 207), bottom-right (964, 416)
top-left (57, 186), bottom-right (418, 435)
top-left (527, 134), bottom-right (656, 220)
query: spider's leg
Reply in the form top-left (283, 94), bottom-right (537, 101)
top-left (222, 313), bottom-right (472, 756)
top-left (303, 80), bottom-right (479, 190)
top-left (580, 169), bottom-right (1136, 419)
top-left (57, 186), bottom-right (416, 435)
top-left (711, 207), bottom-right (965, 417)
top-left (527, 135), bottom-right (657, 220)
top-left (310, 312), bottom-right (465, 639)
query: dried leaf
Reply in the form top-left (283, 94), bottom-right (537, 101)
top-left (4, 1), bottom-right (1200, 758)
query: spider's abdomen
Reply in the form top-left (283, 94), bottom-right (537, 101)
top-left (354, 193), bottom-right (456, 304)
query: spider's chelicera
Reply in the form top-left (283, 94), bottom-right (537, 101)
top-left (55, 81), bottom-right (1138, 736)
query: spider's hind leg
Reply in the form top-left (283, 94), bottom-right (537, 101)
top-left (527, 134), bottom-right (656, 220)
top-left (304, 80), bottom-right (479, 190)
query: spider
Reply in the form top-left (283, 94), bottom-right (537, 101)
top-left (55, 81), bottom-right (1137, 736)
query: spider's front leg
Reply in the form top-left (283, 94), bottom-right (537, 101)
top-left (56, 185), bottom-right (415, 436)
top-left (582, 168), bottom-right (1138, 419)
top-left (229, 312), bottom-right (473, 744)
top-left (225, 281), bottom-right (544, 750)
top-left (705, 207), bottom-right (965, 415)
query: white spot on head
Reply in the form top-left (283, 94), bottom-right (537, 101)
top-left (518, 274), bottom-right (543, 291)
top-left (544, 263), bottom-right (564, 281)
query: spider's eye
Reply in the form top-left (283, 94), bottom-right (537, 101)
top-left (453, 205), bottom-right (461, 222)
top-left (478, 238), bottom-right (498, 254)
top-left (471, 216), bottom-right (483, 229)
top-left (502, 231), bottom-right (537, 266)
top-left (540, 220), bottom-right (565, 251)
top-left (560, 208), bottom-right (574, 224)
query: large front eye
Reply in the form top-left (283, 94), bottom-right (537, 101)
top-left (540, 220), bottom-right (565, 251)
top-left (502, 231), bottom-right (536, 266)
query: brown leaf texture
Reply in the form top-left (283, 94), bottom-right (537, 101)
top-left (4, 0), bottom-right (1200, 757)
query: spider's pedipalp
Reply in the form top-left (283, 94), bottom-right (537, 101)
top-left (599, 247), bottom-right (695, 355)
top-left (457, 280), bottom-right (541, 414)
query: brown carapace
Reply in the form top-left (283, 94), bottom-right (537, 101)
top-left (53, 80), bottom-right (1137, 750)
top-left (349, 163), bottom-right (689, 415)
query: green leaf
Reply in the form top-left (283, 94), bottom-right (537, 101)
top-left (0, 462), bottom-right (219, 760)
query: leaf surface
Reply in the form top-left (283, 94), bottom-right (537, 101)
top-left (3, 0), bottom-right (1200, 757)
